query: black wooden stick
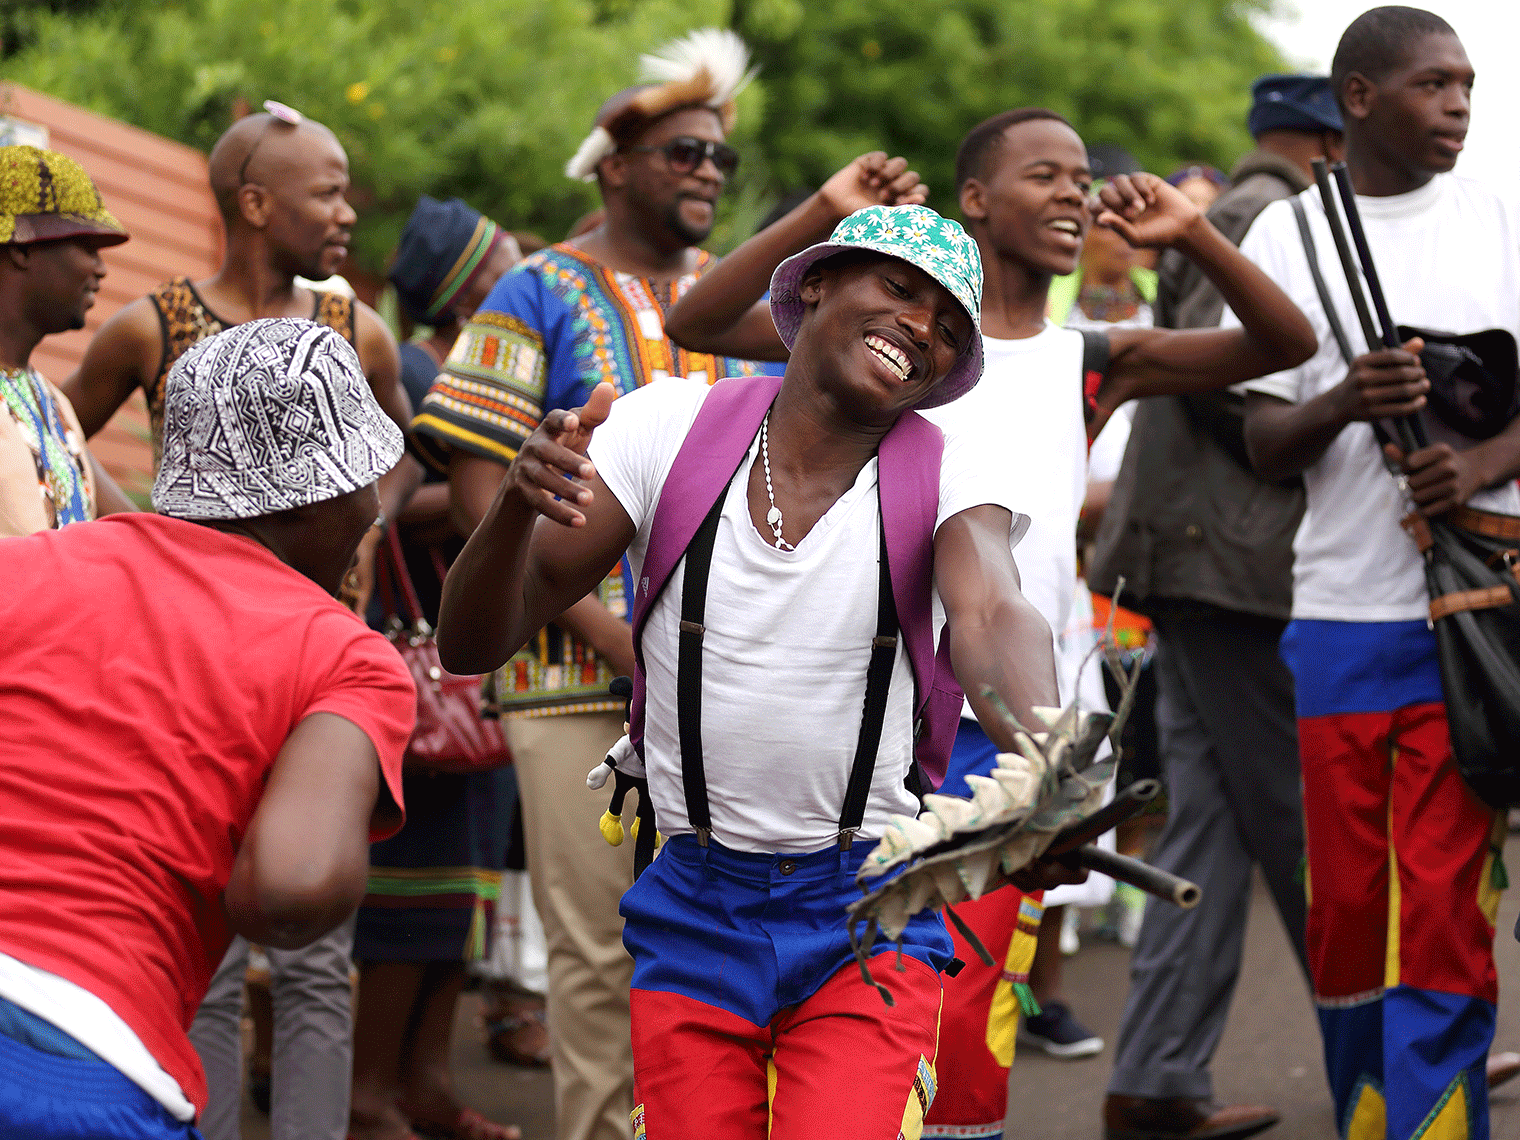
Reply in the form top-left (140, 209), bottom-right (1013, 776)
top-left (1045, 778), bottom-right (1159, 857)
top-left (1313, 159), bottom-right (1427, 453)
top-left (1331, 162), bottom-right (1400, 350)
top-left (1311, 158), bottom-right (1381, 352)
top-left (1330, 162), bottom-right (1429, 450)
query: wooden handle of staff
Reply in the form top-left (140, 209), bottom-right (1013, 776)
top-left (1071, 844), bottom-right (1202, 909)
top-left (1044, 778), bottom-right (1160, 858)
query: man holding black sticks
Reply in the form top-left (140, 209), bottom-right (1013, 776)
top-left (1235, 7), bottom-right (1520, 1136)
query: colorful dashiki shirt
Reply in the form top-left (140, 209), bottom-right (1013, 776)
top-left (0, 367), bottom-right (93, 536)
top-left (411, 243), bottom-right (761, 717)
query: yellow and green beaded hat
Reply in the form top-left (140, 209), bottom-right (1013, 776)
top-left (0, 145), bottom-right (128, 248)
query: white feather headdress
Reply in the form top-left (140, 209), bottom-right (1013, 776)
top-left (565, 27), bottom-right (757, 182)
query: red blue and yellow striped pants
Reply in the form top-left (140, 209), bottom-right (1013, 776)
top-left (1283, 620), bottom-right (1502, 1140)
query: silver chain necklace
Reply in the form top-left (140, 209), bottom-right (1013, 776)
top-left (760, 411), bottom-right (795, 551)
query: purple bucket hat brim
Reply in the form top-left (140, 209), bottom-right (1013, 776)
top-left (767, 208), bottom-right (983, 409)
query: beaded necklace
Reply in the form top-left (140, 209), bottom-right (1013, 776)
top-left (1076, 279), bottom-right (1143, 325)
top-left (0, 367), bottom-right (91, 528)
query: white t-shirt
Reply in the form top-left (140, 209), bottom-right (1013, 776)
top-left (0, 951), bottom-right (195, 1121)
top-left (590, 378), bottom-right (1030, 854)
top-left (1232, 176), bottom-right (1520, 621)
top-left (924, 323), bottom-right (1088, 639)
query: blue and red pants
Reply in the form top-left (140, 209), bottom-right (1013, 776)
top-left (1283, 620), bottom-right (1502, 1140)
top-left (621, 833), bottom-right (953, 1139)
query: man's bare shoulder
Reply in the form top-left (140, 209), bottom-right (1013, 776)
top-left (352, 298), bottom-right (394, 346)
top-left (349, 298), bottom-right (404, 413)
top-left (72, 294), bottom-right (163, 383)
top-left (99, 293), bottom-right (166, 343)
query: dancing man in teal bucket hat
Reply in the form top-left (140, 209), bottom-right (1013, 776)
top-left (434, 204), bottom-right (1082, 1138)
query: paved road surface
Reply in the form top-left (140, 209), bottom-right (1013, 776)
top-left (243, 841), bottom-right (1520, 1139)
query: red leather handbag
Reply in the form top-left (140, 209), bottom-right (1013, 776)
top-left (379, 528), bottom-right (512, 774)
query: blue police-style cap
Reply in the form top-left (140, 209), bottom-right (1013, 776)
top-left (1249, 74), bottom-right (1344, 137)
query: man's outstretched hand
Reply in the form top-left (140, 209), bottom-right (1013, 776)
top-left (509, 382), bottom-right (616, 527)
top-left (819, 152), bottom-right (928, 219)
top-left (1093, 172), bottom-right (1204, 249)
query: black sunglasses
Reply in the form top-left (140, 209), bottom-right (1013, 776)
top-left (622, 136), bottom-right (740, 179)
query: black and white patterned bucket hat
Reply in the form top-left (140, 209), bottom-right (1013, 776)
top-left (152, 318), bottom-right (404, 520)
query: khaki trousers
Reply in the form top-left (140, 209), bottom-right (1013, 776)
top-left (508, 709), bottom-right (636, 1140)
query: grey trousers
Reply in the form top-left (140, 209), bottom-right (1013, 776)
top-left (1106, 609), bottom-right (1308, 1101)
top-left (508, 710), bottom-right (636, 1140)
top-left (188, 913), bottom-right (357, 1140)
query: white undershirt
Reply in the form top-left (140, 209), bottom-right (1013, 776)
top-left (923, 323), bottom-right (1088, 639)
top-left (0, 950), bottom-right (195, 1121)
top-left (591, 378), bottom-right (1030, 854)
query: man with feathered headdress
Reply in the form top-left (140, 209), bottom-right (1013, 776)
top-left (412, 29), bottom-right (760, 1140)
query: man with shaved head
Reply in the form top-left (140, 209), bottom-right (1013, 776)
top-left (63, 104), bottom-right (413, 1140)
top-left (63, 102), bottom-right (411, 512)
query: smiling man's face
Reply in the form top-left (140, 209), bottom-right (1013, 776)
top-left (797, 252), bottom-right (974, 421)
top-left (960, 118), bottom-right (1092, 278)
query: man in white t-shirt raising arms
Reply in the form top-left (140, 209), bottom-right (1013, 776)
top-left (662, 115), bottom-right (1315, 1140)
top-left (435, 204), bottom-right (1085, 1139)
top-left (1236, 8), bottom-right (1520, 1138)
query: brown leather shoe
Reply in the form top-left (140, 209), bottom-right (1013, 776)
top-left (1489, 1051), bottom-right (1520, 1090)
top-left (1104, 1095), bottom-right (1281, 1140)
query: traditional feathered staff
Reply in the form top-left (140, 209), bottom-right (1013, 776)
top-left (845, 632), bottom-right (1200, 1006)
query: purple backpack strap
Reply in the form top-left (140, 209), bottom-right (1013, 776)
top-left (878, 411), bottom-right (961, 792)
top-left (629, 375), bottom-right (783, 757)
top-left (627, 381), bottom-right (960, 791)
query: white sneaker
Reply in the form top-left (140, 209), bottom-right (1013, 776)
top-left (1060, 904), bottom-right (1081, 956)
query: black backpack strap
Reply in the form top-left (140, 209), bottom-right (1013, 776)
top-left (837, 519), bottom-right (900, 849)
top-left (1290, 195), bottom-right (1397, 454)
top-left (1079, 329), bottom-right (1111, 431)
top-left (676, 481), bottom-right (732, 847)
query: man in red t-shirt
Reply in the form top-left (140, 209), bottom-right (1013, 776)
top-left (0, 317), bottom-right (415, 1139)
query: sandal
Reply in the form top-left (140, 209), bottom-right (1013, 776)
top-left (408, 1108), bottom-right (521, 1140)
top-left (485, 1007), bottom-right (551, 1068)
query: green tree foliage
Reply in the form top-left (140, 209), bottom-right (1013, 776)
top-left (5, 0), bottom-right (736, 265)
top-left (4, 0), bottom-right (1282, 268)
top-left (736, 0), bottom-right (1285, 210)
top-left (1, 0), bottom-right (117, 60)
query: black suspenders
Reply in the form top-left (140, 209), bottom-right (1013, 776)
top-left (839, 525), bottom-right (900, 849)
top-left (675, 472), bottom-right (900, 850)
top-left (676, 487), bottom-right (728, 848)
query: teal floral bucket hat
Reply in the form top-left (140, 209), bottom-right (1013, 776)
top-left (768, 203), bottom-right (983, 408)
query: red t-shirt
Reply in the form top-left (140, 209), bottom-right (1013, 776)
top-left (0, 513), bottom-right (413, 1112)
